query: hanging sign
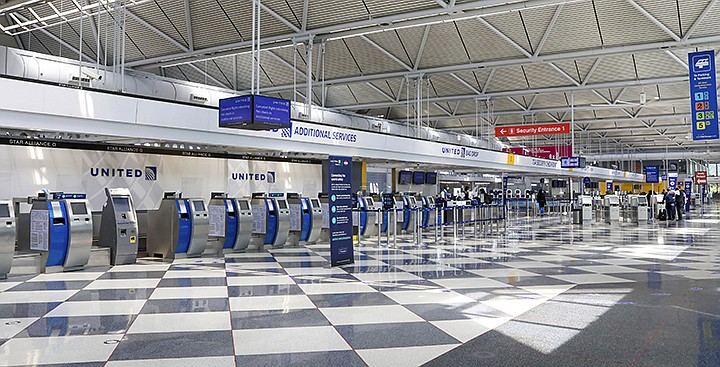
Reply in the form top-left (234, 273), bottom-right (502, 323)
top-left (689, 50), bottom-right (719, 140)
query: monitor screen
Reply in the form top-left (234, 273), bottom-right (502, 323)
top-left (409, 197), bottom-right (417, 205)
top-left (0, 204), bottom-right (9, 218)
top-left (425, 172), bottom-right (437, 185)
top-left (238, 200), bottom-right (250, 211)
top-left (398, 171), bottom-right (412, 185)
top-left (193, 201), bottom-right (205, 212)
top-left (311, 199), bottom-right (320, 207)
top-left (366, 198), bottom-right (374, 206)
top-left (412, 171), bottom-right (425, 185)
top-left (277, 200), bottom-right (288, 210)
top-left (112, 197), bottom-right (131, 212)
top-left (70, 202), bottom-right (88, 215)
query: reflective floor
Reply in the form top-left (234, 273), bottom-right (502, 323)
top-left (1, 206), bottom-right (719, 366)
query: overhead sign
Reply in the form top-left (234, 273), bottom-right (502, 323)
top-left (560, 156), bottom-right (586, 169)
top-left (504, 145), bottom-right (571, 160)
top-left (668, 173), bottom-right (678, 190)
top-left (695, 171), bottom-right (708, 185)
top-left (328, 155), bottom-right (354, 267)
top-left (645, 166), bottom-right (659, 183)
top-left (495, 123), bottom-right (570, 137)
top-left (219, 95), bottom-right (291, 131)
top-left (689, 50), bottom-right (719, 140)
top-left (606, 181), bottom-right (613, 192)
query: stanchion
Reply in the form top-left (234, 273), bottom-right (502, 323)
top-left (392, 208), bottom-right (397, 248)
top-left (377, 208), bottom-right (383, 248)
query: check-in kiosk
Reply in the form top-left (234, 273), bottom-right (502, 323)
top-left (318, 193), bottom-right (330, 242)
top-left (421, 196), bottom-right (437, 228)
top-left (287, 193), bottom-right (303, 246)
top-left (305, 198), bottom-right (323, 244)
top-left (233, 198), bottom-right (254, 251)
top-left (381, 193), bottom-right (396, 234)
top-left (0, 201), bottom-right (15, 279)
top-left (603, 195), bottom-right (621, 223)
top-left (249, 193), bottom-right (290, 249)
top-left (17, 192), bottom-right (93, 272)
top-left (357, 197), bottom-right (378, 237)
top-left (98, 188), bottom-right (138, 265)
top-left (401, 195), bottom-right (418, 233)
top-left (147, 192), bottom-right (207, 260)
top-left (207, 192), bottom-right (237, 255)
top-left (394, 194), bottom-right (405, 227)
top-left (578, 195), bottom-right (593, 223)
top-left (629, 195), bottom-right (649, 223)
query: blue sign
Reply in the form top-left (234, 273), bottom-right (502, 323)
top-left (560, 156), bottom-right (587, 168)
top-left (219, 95), bottom-right (291, 130)
top-left (645, 166), bottom-right (659, 183)
top-left (684, 179), bottom-right (692, 212)
top-left (583, 177), bottom-right (591, 186)
top-left (328, 155), bottom-right (354, 266)
top-left (668, 175), bottom-right (678, 190)
top-left (606, 181), bottom-right (613, 192)
top-left (689, 50), bottom-right (719, 140)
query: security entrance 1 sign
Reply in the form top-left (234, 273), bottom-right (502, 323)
top-left (495, 123), bottom-right (571, 137)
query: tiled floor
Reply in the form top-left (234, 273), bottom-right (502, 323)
top-left (1, 206), bottom-right (720, 366)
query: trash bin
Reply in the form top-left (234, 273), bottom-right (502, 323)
top-left (572, 206), bottom-right (582, 224)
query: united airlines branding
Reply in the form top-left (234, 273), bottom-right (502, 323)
top-left (231, 171), bottom-right (276, 183)
top-left (693, 55), bottom-right (712, 73)
top-left (90, 165), bottom-right (158, 180)
top-left (441, 146), bottom-right (479, 159)
top-left (271, 122), bottom-right (293, 138)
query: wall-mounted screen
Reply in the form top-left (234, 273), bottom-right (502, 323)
top-left (425, 172), bottom-right (437, 185)
top-left (398, 171), bottom-right (412, 185)
top-left (412, 171), bottom-right (425, 185)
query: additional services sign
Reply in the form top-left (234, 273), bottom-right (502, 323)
top-left (696, 171), bottom-right (708, 185)
top-left (689, 50), bottom-right (719, 140)
top-left (219, 95), bottom-right (291, 131)
top-left (495, 123), bottom-right (570, 137)
top-left (328, 155), bottom-right (354, 266)
top-left (645, 166), bottom-right (659, 183)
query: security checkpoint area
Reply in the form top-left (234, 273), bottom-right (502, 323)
top-left (0, 0), bottom-right (719, 366)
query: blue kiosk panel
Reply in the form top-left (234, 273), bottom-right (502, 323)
top-left (46, 201), bottom-right (69, 267)
top-left (175, 200), bottom-right (193, 254)
top-left (223, 199), bottom-right (239, 249)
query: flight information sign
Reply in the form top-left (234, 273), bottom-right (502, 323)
top-left (219, 95), bottom-right (291, 131)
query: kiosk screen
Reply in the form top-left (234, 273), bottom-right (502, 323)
top-left (238, 201), bottom-right (250, 211)
top-left (277, 200), bottom-right (288, 210)
top-left (71, 203), bottom-right (88, 215)
top-left (0, 204), bottom-right (9, 218)
top-left (193, 201), bottom-right (205, 211)
top-left (113, 198), bottom-right (131, 212)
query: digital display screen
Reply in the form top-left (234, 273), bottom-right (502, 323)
top-left (398, 171), bottom-right (412, 185)
top-left (277, 200), bottom-right (288, 210)
top-left (409, 197), bottom-right (417, 205)
top-left (426, 172), bottom-right (437, 185)
top-left (238, 200), bottom-right (250, 211)
top-left (70, 202), bottom-right (87, 215)
top-left (413, 171), bottom-right (425, 185)
top-left (560, 156), bottom-right (587, 168)
top-left (219, 95), bottom-right (291, 130)
top-left (311, 199), bottom-right (320, 207)
top-left (112, 197), bottom-right (131, 212)
top-left (193, 201), bottom-right (205, 212)
top-left (0, 204), bottom-right (9, 218)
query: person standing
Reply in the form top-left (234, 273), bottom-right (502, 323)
top-left (665, 189), bottom-right (676, 221)
top-left (675, 188), bottom-right (685, 221)
top-left (536, 189), bottom-right (547, 215)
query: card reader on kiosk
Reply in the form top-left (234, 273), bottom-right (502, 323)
top-left (357, 197), bottom-right (378, 237)
top-left (0, 201), bottom-right (15, 279)
top-left (305, 198), bottom-right (323, 244)
top-left (17, 191), bottom-right (93, 273)
top-left (147, 192), bottom-right (207, 260)
top-left (98, 188), bottom-right (138, 265)
top-left (249, 193), bottom-right (290, 249)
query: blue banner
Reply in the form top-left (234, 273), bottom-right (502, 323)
top-left (606, 181), bottom-right (613, 193)
top-left (645, 166), bottom-right (659, 183)
top-left (583, 177), bottom-right (591, 186)
top-left (328, 155), bottom-right (354, 266)
top-left (689, 50), bottom-right (719, 140)
top-left (668, 175), bottom-right (678, 191)
top-left (684, 179), bottom-right (692, 212)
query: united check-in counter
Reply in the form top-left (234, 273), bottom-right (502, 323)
top-left (628, 195), bottom-right (649, 223)
top-left (603, 195), bottom-right (621, 223)
top-left (287, 193), bottom-right (306, 246)
top-left (0, 201), bottom-right (15, 279)
top-left (249, 193), bottom-right (290, 249)
top-left (16, 192), bottom-right (93, 273)
top-left (305, 198), bottom-right (323, 244)
top-left (318, 194), bottom-right (330, 242)
top-left (207, 193), bottom-right (253, 253)
top-left (98, 188), bottom-right (139, 265)
top-left (357, 197), bottom-right (378, 237)
top-left (147, 192), bottom-right (208, 260)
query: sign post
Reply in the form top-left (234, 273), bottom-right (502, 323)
top-left (328, 156), bottom-right (354, 266)
top-left (684, 179), bottom-right (693, 212)
top-left (689, 50), bottom-right (719, 140)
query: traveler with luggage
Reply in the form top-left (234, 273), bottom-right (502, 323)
top-left (675, 188), bottom-right (685, 221)
top-left (665, 189), bottom-right (676, 221)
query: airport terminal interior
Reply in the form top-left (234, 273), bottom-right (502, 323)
top-left (0, 0), bottom-right (719, 366)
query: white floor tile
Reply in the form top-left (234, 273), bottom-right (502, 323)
top-left (229, 294), bottom-right (316, 311)
top-left (480, 295), bottom-right (548, 317)
top-left (356, 344), bottom-right (459, 367)
top-left (548, 273), bottom-right (635, 285)
top-left (225, 262), bottom-right (282, 269)
top-left (518, 284), bottom-right (575, 299)
top-left (105, 356), bottom-right (236, 367)
top-left (0, 282), bottom-right (21, 293)
top-left (0, 290), bottom-right (78, 304)
top-left (298, 282), bottom-right (377, 295)
top-left (383, 289), bottom-right (477, 306)
top-left (150, 286), bottom-right (228, 300)
top-left (0, 335), bottom-right (119, 365)
top-left (592, 258), bottom-right (656, 266)
top-left (430, 277), bottom-right (511, 290)
top-left (283, 267), bottom-right (348, 276)
top-left (574, 265), bottom-right (646, 274)
top-left (319, 305), bottom-right (424, 325)
top-left (226, 276), bottom-right (295, 286)
top-left (28, 272), bottom-right (105, 282)
top-left (128, 312), bottom-right (231, 333)
top-left (233, 326), bottom-right (351, 355)
top-left (394, 264), bottom-right (459, 272)
top-left (47, 300), bottom-right (147, 317)
top-left (369, 253), bottom-right (422, 261)
top-left (431, 317), bottom-right (511, 342)
top-left (163, 270), bottom-right (227, 279)
top-left (0, 317), bottom-right (38, 338)
top-left (466, 268), bottom-right (541, 278)
top-left (84, 279), bottom-right (161, 290)
top-left (107, 264), bottom-right (172, 273)
top-left (351, 272), bottom-right (423, 283)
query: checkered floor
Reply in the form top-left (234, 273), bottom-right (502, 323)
top-left (1, 207), bottom-right (719, 366)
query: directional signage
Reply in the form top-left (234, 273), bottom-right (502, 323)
top-left (668, 174), bottom-right (678, 190)
top-left (219, 95), bottom-right (291, 131)
top-left (560, 156), bottom-right (586, 169)
top-left (583, 177), bottom-right (591, 186)
top-left (696, 171), bottom-right (708, 185)
top-left (645, 166), bottom-right (659, 183)
top-left (495, 123), bottom-right (570, 137)
top-left (689, 50), bottom-right (719, 140)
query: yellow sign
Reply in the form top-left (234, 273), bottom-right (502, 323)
top-left (130, 236), bottom-right (137, 244)
top-left (507, 154), bottom-right (516, 165)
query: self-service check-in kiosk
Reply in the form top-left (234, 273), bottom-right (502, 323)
top-left (578, 196), bottom-right (593, 223)
top-left (603, 195), bottom-right (621, 223)
top-left (249, 193), bottom-right (290, 249)
top-left (629, 195), bottom-right (649, 223)
top-left (207, 195), bottom-right (253, 253)
top-left (17, 192), bottom-right (93, 273)
top-left (358, 197), bottom-right (378, 237)
top-left (147, 192), bottom-right (208, 260)
top-left (381, 193), bottom-right (396, 234)
top-left (401, 195), bottom-right (418, 233)
top-left (287, 193), bottom-right (303, 246)
top-left (421, 196), bottom-right (437, 228)
top-left (98, 188), bottom-right (138, 265)
top-left (302, 197), bottom-right (322, 244)
top-left (0, 201), bottom-right (15, 279)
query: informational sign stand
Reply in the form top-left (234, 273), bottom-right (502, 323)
top-left (606, 181), bottom-right (613, 193)
top-left (688, 50), bottom-right (720, 141)
top-left (328, 156), bottom-right (354, 266)
top-left (684, 179), bottom-right (693, 212)
top-left (645, 166), bottom-right (660, 184)
top-left (668, 173), bottom-right (678, 191)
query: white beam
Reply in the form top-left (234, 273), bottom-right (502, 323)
top-left (187, 63), bottom-right (228, 89)
top-left (626, 0), bottom-right (681, 42)
top-left (683, 0), bottom-right (718, 41)
top-left (125, 10), bottom-right (189, 52)
top-left (184, 0), bottom-right (193, 51)
top-left (414, 25), bottom-right (430, 71)
top-left (256, 0), bottom-right (301, 33)
top-left (450, 72), bottom-right (481, 95)
top-left (534, 4), bottom-right (562, 57)
top-left (477, 17), bottom-right (532, 58)
top-left (360, 35), bottom-right (412, 71)
top-left (301, 0), bottom-right (310, 32)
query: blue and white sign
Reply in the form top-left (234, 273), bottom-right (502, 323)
top-left (668, 175), bottom-right (678, 190)
top-left (219, 95), bottom-right (291, 130)
top-left (689, 50), bottom-right (719, 140)
top-left (606, 181), bottom-right (613, 193)
top-left (645, 166), bottom-right (659, 183)
top-left (684, 179), bottom-right (692, 212)
top-left (328, 155), bottom-right (354, 266)
top-left (583, 177), bottom-right (591, 186)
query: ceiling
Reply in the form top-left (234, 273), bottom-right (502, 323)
top-left (1, 0), bottom-right (718, 157)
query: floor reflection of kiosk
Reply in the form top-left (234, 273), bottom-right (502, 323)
top-left (147, 192), bottom-right (207, 260)
top-left (604, 195), bottom-right (621, 223)
top-left (629, 195), bottom-right (649, 223)
top-left (98, 188), bottom-right (139, 265)
top-left (357, 197), bottom-right (378, 237)
top-left (249, 193), bottom-right (290, 249)
top-left (0, 201), bottom-right (15, 279)
top-left (17, 191), bottom-right (93, 272)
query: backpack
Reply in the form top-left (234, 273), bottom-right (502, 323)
top-left (658, 209), bottom-right (667, 221)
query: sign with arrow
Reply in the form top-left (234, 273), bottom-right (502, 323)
top-left (495, 123), bottom-right (571, 137)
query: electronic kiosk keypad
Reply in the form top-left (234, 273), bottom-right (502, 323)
top-left (17, 191), bottom-right (93, 273)
top-left (99, 188), bottom-right (138, 265)
top-left (0, 201), bottom-right (15, 279)
top-left (147, 192), bottom-right (207, 260)
top-left (249, 193), bottom-right (290, 249)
